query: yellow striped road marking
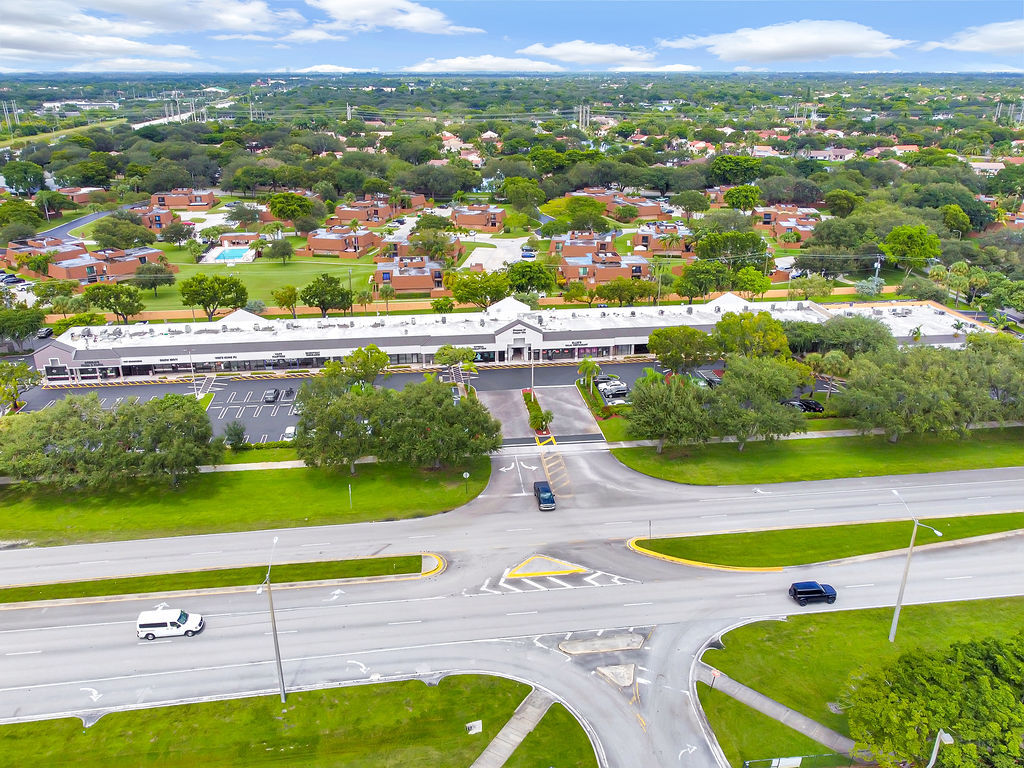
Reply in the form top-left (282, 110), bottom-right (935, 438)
top-left (506, 555), bottom-right (589, 579)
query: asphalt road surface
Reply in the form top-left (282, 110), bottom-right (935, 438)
top-left (2, 447), bottom-right (1024, 767)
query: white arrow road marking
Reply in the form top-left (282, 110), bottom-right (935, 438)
top-left (325, 589), bottom-right (345, 602)
top-left (753, 488), bottom-right (770, 495)
top-left (154, 602), bottom-right (170, 610)
top-left (80, 687), bottom-right (102, 702)
top-left (519, 463), bottom-right (538, 470)
top-left (678, 745), bottom-right (697, 758)
top-left (346, 660), bottom-right (367, 674)
top-left (498, 464), bottom-right (515, 472)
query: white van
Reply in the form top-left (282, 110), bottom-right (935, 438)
top-left (137, 608), bottom-right (205, 640)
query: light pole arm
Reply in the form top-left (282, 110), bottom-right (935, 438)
top-left (888, 519), bottom-right (918, 643)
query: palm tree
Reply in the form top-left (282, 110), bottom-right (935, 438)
top-left (378, 283), bottom-right (395, 314)
top-left (452, 190), bottom-right (467, 205)
top-left (952, 320), bottom-right (966, 338)
top-left (260, 221), bottom-right (284, 241)
top-left (660, 232), bottom-right (683, 255)
top-left (910, 325), bottom-right (923, 343)
top-left (577, 357), bottom-right (602, 394)
top-left (355, 289), bottom-right (373, 313)
top-left (818, 350), bottom-right (850, 404)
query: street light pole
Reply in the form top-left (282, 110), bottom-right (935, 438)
top-left (924, 729), bottom-right (954, 768)
top-left (889, 490), bottom-right (943, 643)
top-left (258, 535), bottom-right (287, 702)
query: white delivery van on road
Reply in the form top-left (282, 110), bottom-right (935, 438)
top-left (136, 608), bottom-right (205, 640)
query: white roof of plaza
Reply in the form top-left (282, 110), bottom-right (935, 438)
top-left (51, 294), bottom-right (993, 355)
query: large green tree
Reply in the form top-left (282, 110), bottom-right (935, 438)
top-left (506, 261), bottom-right (556, 293)
top-left (83, 283), bottom-right (145, 325)
top-left (626, 371), bottom-right (712, 453)
top-left (500, 177), bottom-right (545, 212)
top-left (340, 345), bottom-right (391, 386)
top-left (130, 263), bottom-right (176, 297)
top-left (447, 271), bottom-right (511, 309)
top-left (881, 224), bottom-right (942, 277)
top-left (92, 218), bottom-right (157, 250)
top-left (2, 161), bottom-right (45, 195)
top-left (0, 360), bottom-right (41, 413)
top-left (268, 192), bottom-right (314, 222)
top-left (711, 356), bottom-right (807, 451)
top-left (712, 311), bottom-right (790, 359)
top-left (648, 326), bottom-right (718, 374)
top-left (178, 274), bottom-right (248, 321)
top-left (0, 307), bottom-right (47, 350)
top-left (300, 273), bottom-right (352, 317)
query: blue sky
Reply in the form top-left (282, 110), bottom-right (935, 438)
top-left (0, 0), bottom-right (1021, 74)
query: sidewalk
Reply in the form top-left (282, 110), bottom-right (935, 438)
top-left (469, 689), bottom-right (554, 768)
top-left (694, 662), bottom-right (855, 755)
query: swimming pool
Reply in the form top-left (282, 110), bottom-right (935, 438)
top-left (216, 247), bottom-right (250, 261)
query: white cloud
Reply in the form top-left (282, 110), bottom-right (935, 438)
top-left (83, 0), bottom-right (303, 32)
top-left (212, 33), bottom-right (275, 41)
top-left (281, 28), bottom-right (348, 43)
top-left (660, 20), bottom-right (912, 62)
top-left (517, 40), bottom-right (654, 68)
top-left (304, 0), bottom-right (483, 35)
top-left (921, 20), bottom-right (1024, 54)
top-left (0, 28), bottom-right (197, 63)
top-left (66, 58), bottom-right (213, 72)
top-left (612, 63), bottom-right (701, 72)
top-left (733, 65), bottom-right (767, 72)
top-left (293, 64), bottom-right (377, 73)
top-left (403, 55), bottom-right (565, 73)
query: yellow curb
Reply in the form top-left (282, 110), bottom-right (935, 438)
top-left (507, 554), bottom-right (588, 578)
top-left (0, 552), bottom-right (445, 611)
top-left (626, 537), bottom-right (785, 572)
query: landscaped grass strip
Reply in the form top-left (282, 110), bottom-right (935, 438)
top-left (701, 597), bottom-right (1024, 748)
top-left (640, 511), bottom-right (1024, 567)
top-left (503, 702), bottom-right (598, 768)
top-left (0, 676), bottom-right (551, 767)
top-left (612, 428), bottom-right (1024, 485)
top-left (0, 456), bottom-right (489, 545)
top-left (0, 556), bottom-right (422, 604)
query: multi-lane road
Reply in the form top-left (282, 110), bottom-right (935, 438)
top-left (2, 443), bottom-right (1023, 767)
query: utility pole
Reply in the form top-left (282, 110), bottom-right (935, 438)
top-left (346, 102), bottom-right (352, 121)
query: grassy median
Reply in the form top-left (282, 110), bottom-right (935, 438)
top-left (0, 556), bottom-right (422, 604)
top-left (0, 675), bottom-right (595, 767)
top-left (0, 457), bottom-right (489, 545)
top-left (700, 597), bottom-right (1024, 766)
top-left (504, 703), bottom-right (598, 768)
top-left (612, 428), bottom-right (1024, 485)
top-left (639, 511), bottom-right (1024, 567)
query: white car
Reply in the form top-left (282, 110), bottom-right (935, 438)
top-left (283, 426), bottom-right (296, 441)
top-left (137, 608), bottom-right (204, 640)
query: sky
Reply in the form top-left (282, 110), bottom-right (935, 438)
top-left (0, 0), bottom-right (1022, 74)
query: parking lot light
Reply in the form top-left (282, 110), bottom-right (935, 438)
top-left (924, 729), bottom-right (954, 768)
top-left (256, 535), bottom-right (287, 702)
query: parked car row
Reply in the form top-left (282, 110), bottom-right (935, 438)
top-left (594, 375), bottom-right (630, 405)
top-left (782, 399), bottom-right (825, 413)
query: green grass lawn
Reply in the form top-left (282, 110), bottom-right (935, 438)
top-left (698, 683), bottom-right (829, 768)
top-left (217, 447), bottom-right (300, 463)
top-left (701, 597), bottom-right (1024, 756)
top-left (0, 118), bottom-right (127, 150)
top-left (612, 428), bottom-right (1024, 486)
top-left (502, 703), bottom-right (598, 768)
top-left (640, 511), bottom-right (1024, 567)
top-left (0, 675), bottom-right (587, 767)
top-left (140, 247), bottom-right (380, 311)
top-left (598, 415), bottom-right (630, 442)
top-left (0, 555), bottom-right (422, 603)
top-left (0, 457), bottom-right (490, 545)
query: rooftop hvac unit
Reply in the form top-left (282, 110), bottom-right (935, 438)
top-left (686, 306), bottom-right (692, 315)
top-left (630, 310), bottom-right (636, 317)
top-left (441, 316), bottom-right (446, 323)
top-left (845, 311), bottom-right (854, 317)
top-left (770, 304), bottom-right (776, 310)
top-left (601, 311), bottom-right (607, 317)
top-left (183, 325), bottom-right (191, 333)
top-left (714, 306), bottom-right (721, 313)
top-left (796, 302), bottom-right (803, 310)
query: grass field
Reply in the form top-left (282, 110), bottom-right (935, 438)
top-left (598, 415), bottom-right (630, 442)
top-left (700, 597), bottom-right (1024, 762)
top-left (0, 555), bottom-right (422, 603)
top-left (0, 118), bottom-right (127, 150)
top-left (503, 703), bottom-right (598, 768)
top-left (612, 428), bottom-right (1024, 485)
top-left (217, 447), bottom-right (300, 463)
top-left (639, 511), bottom-right (1024, 567)
top-left (0, 675), bottom-right (594, 767)
top-left (698, 683), bottom-right (830, 768)
top-left (0, 457), bottom-right (490, 545)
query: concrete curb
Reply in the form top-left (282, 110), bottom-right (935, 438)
top-left (627, 514), bottom-right (1024, 571)
top-left (626, 537), bottom-right (785, 573)
top-left (0, 552), bottom-right (446, 611)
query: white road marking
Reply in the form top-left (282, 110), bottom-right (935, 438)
top-left (623, 602), bottom-right (653, 607)
top-left (5, 651), bottom-right (41, 656)
top-left (301, 542), bottom-right (328, 547)
top-left (548, 577), bottom-right (572, 589)
top-left (521, 579), bottom-right (545, 590)
top-left (138, 640), bottom-right (171, 645)
top-left (78, 560), bottom-right (110, 565)
top-left (700, 514), bottom-right (727, 519)
top-left (603, 520), bottom-right (633, 525)
top-left (264, 630), bottom-right (298, 634)
top-left (191, 550), bottom-right (223, 556)
top-left (789, 508), bottom-right (816, 512)
top-left (944, 575), bottom-right (973, 581)
top-left (637, 677), bottom-right (651, 685)
top-left (506, 611), bottom-right (537, 616)
top-left (387, 620), bottom-right (422, 626)
top-left (735, 593), bottom-right (766, 598)
top-left (407, 535), bottom-right (435, 540)
top-left (845, 583), bottom-right (875, 588)
top-left (506, 528), bottom-right (532, 532)
top-left (967, 496), bottom-right (991, 500)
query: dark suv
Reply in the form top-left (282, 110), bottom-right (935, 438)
top-left (788, 581), bottom-right (837, 606)
top-left (533, 481), bottom-right (556, 511)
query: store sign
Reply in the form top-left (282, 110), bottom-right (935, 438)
top-left (512, 328), bottom-right (527, 335)
top-left (122, 359), bottom-right (143, 364)
top-left (305, 351), bottom-right (321, 357)
top-left (569, 341), bottom-right (586, 346)
top-left (213, 355), bottom-right (238, 361)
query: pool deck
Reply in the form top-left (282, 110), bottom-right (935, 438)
top-left (202, 246), bottom-right (257, 264)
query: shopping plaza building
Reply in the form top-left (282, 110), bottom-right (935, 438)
top-left (34, 294), bottom-right (990, 384)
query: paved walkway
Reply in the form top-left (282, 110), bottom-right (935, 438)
top-left (694, 662), bottom-right (855, 755)
top-left (469, 688), bottom-right (554, 768)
